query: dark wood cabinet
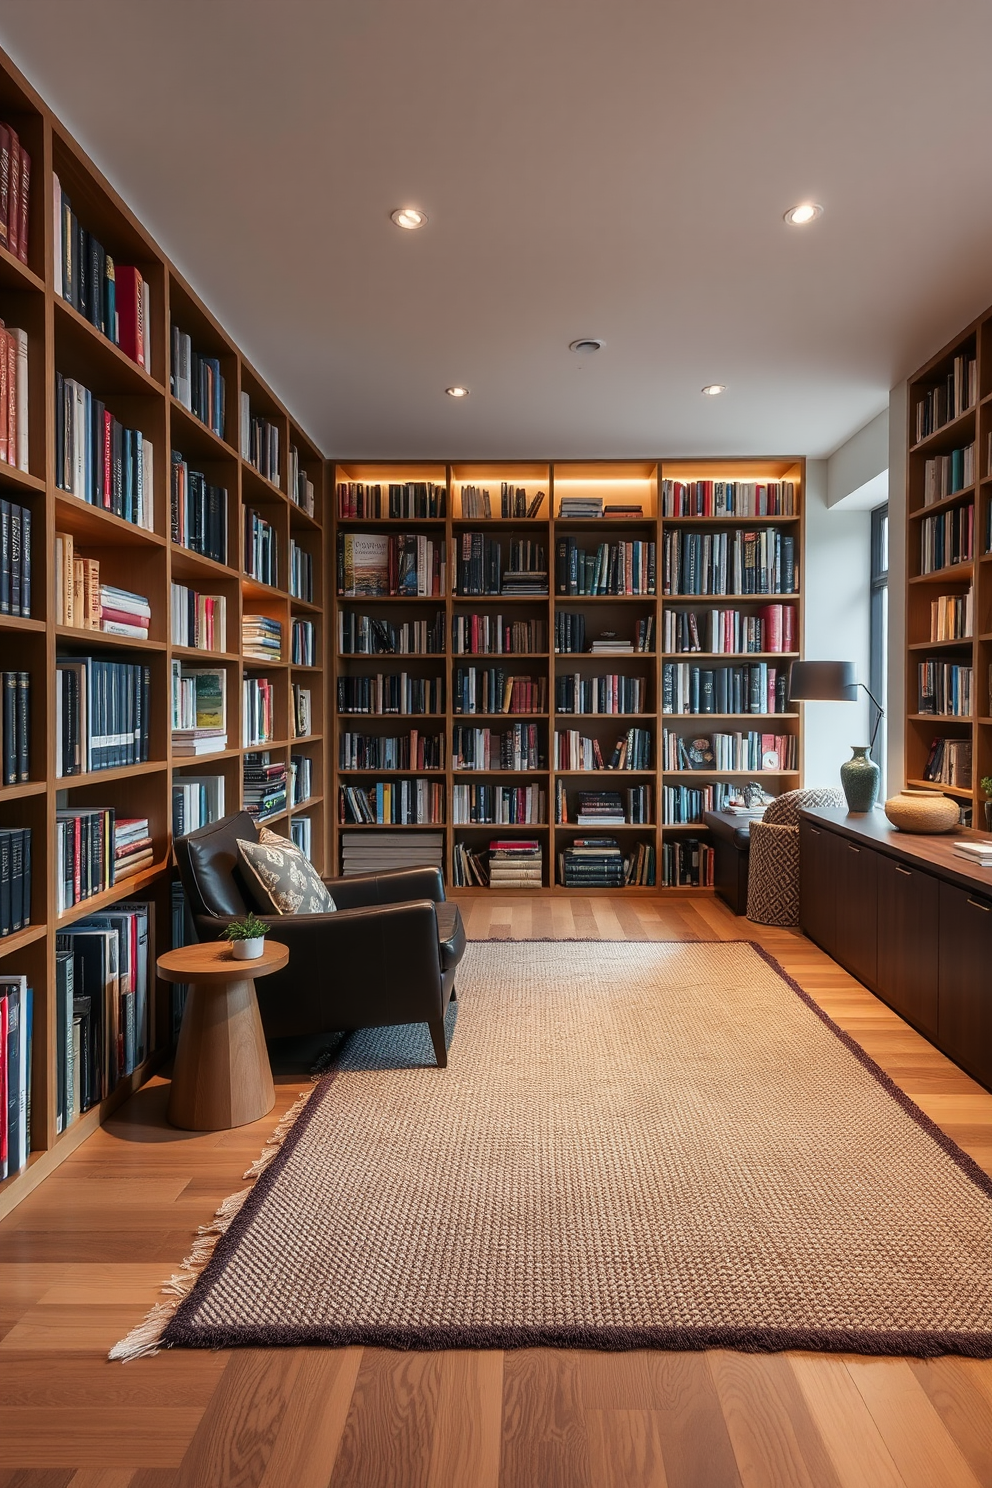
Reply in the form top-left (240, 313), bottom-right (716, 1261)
top-left (876, 855), bottom-right (939, 1037)
top-left (799, 819), bottom-right (838, 956)
top-left (833, 837), bottom-right (878, 990)
top-left (937, 881), bottom-right (992, 1090)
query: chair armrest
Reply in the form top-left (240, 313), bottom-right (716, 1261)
top-left (321, 866), bottom-right (446, 910)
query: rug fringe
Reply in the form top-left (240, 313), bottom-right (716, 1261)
top-left (108, 1089), bottom-right (312, 1362)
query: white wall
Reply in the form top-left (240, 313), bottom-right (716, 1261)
top-left (827, 408), bottom-right (889, 510)
top-left (802, 459), bottom-right (873, 788)
top-left (886, 381), bottom-right (908, 794)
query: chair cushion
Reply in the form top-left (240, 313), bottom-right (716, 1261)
top-left (435, 901), bottom-right (466, 972)
top-left (177, 810), bottom-right (259, 918)
top-left (237, 830), bottom-right (337, 916)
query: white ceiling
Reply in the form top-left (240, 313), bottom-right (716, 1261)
top-left (3, 0), bottom-right (991, 460)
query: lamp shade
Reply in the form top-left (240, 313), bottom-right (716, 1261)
top-left (788, 660), bottom-right (858, 703)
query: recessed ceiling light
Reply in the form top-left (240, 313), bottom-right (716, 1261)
top-left (701, 384), bottom-right (726, 396)
top-left (391, 207), bottom-right (428, 230)
top-left (784, 201), bottom-right (823, 226)
top-left (569, 338), bottom-right (605, 354)
top-left (445, 386), bottom-right (470, 398)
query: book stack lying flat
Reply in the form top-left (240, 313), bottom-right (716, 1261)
top-left (114, 818), bottom-right (153, 881)
top-left (559, 837), bottom-right (624, 888)
top-left (340, 831), bottom-right (444, 878)
top-left (558, 495), bottom-right (603, 519)
top-left (589, 636), bottom-right (634, 655)
top-left (604, 504), bottom-right (644, 518)
top-left (243, 615), bottom-right (282, 663)
top-left (243, 753), bottom-right (287, 823)
top-left (953, 839), bottom-right (992, 868)
top-left (488, 839), bottom-right (543, 889)
top-left (576, 791), bottom-right (626, 826)
top-left (100, 584), bottom-right (149, 639)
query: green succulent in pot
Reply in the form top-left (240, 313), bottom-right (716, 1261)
top-left (221, 912), bottom-right (268, 959)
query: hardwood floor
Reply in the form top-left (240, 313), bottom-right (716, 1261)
top-left (1, 896), bottom-right (991, 1487)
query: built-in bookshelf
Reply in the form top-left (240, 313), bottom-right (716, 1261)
top-left (329, 458), bottom-right (805, 897)
top-left (0, 46), bottom-right (326, 1217)
top-left (904, 302), bottom-right (992, 826)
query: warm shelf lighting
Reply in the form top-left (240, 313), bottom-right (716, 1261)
top-left (783, 202), bottom-right (823, 226)
top-left (391, 207), bottom-right (428, 230)
top-left (701, 384), bottom-right (726, 396)
top-left (445, 386), bottom-right (470, 398)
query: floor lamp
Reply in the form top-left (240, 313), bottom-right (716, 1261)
top-left (788, 660), bottom-right (884, 812)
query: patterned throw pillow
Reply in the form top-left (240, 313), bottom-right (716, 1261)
top-left (236, 829), bottom-right (336, 916)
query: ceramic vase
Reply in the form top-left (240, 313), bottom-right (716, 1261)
top-left (883, 789), bottom-right (959, 834)
top-left (231, 937), bottom-right (265, 961)
top-left (840, 746), bottom-right (880, 813)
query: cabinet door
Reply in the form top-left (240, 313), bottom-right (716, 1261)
top-left (834, 837), bottom-right (878, 989)
top-left (876, 855), bottom-right (939, 1037)
top-left (799, 819), bottom-right (838, 955)
top-left (938, 881), bottom-right (992, 1090)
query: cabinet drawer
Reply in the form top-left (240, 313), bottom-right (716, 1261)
top-left (938, 881), bottom-right (992, 1089)
top-left (800, 819), bottom-right (839, 954)
top-left (876, 855), bottom-right (939, 1037)
top-left (833, 837), bottom-right (878, 989)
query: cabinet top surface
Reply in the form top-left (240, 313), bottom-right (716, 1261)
top-left (801, 807), bottom-right (992, 895)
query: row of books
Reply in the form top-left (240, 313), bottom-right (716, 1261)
top-left (243, 676), bottom-right (277, 746)
top-left (662, 782), bottom-right (740, 824)
top-left (52, 544), bottom-right (149, 638)
top-left (661, 839), bottom-right (714, 888)
top-left (0, 498), bottom-right (31, 615)
top-left (243, 753), bottom-right (287, 822)
top-left (0, 323), bottom-right (28, 472)
top-left (291, 754), bottom-right (314, 807)
top-left (921, 736), bottom-right (971, 788)
top-left (453, 669), bottom-right (547, 715)
top-left (0, 123), bottom-right (30, 263)
top-left (240, 397), bottom-right (280, 483)
top-left (662, 604), bottom-right (797, 655)
top-left (291, 815), bottom-right (313, 859)
top-left (453, 614), bottom-right (547, 655)
top-left (339, 730), bottom-right (444, 771)
top-left (339, 780), bottom-right (446, 825)
top-left (662, 529), bottom-right (797, 596)
top-left (452, 723), bottom-right (543, 771)
top-left (557, 495), bottom-right (643, 520)
top-left (292, 684), bottom-right (312, 738)
top-left (917, 662), bottom-right (973, 717)
top-left (243, 614), bottom-right (281, 662)
top-left (337, 480), bottom-right (446, 520)
top-left (460, 485), bottom-right (545, 520)
top-left (53, 177), bottom-right (150, 369)
top-left (170, 326), bottom-right (225, 437)
top-left (171, 452), bottom-right (228, 564)
top-left (914, 355), bottom-right (977, 443)
top-left (56, 811), bottom-right (152, 913)
top-left (920, 504), bottom-right (973, 574)
top-left (556, 785), bottom-right (653, 825)
top-left (289, 539), bottom-right (313, 601)
top-left (661, 480), bottom-right (797, 518)
top-left (338, 610), bottom-right (445, 655)
top-left (172, 584), bottom-right (226, 652)
top-left (555, 538), bottom-right (655, 596)
top-left (56, 659), bottom-right (151, 776)
top-left (171, 662), bottom-right (226, 755)
top-left (56, 375), bottom-right (155, 528)
top-left (553, 727), bottom-right (652, 771)
top-left (662, 730), bottom-right (798, 772)
top-left (662, 662), bottom-right (789, 716)
top-left (98, 583), bottom-right (150, 640)
top-left (452, 784), bottom-right (546, 825)
top-left (56, 901), bottom-right (151, 1122)
top-left (288, 447), bottom-right (316, 517)
top-left (338, 533), bottom-right (446, 597)
top-left (0, 974), bottom-right (31, 1177)
top-left (245, 508), bottom-right (279, 587)
top-left (171, 775), bottom-right (226, 838)
top-left (929, 589), bottom-right (973, 642)
top-left (340, 830), bottom-right (444, 876)
top-left (337, 673), bottom-right (443, 716)
top-left (457, 534), bottom-right (547, 596)
top-left (0, 827), bottom-right (30, 935)
top-left (554, 673), bottom-right (645, 715)
top-left (553, 614), bottom-right (656, 655)
top-left (559, 838), bottom-right (625, 888)
top-left (292, 619), bottom-right (316, 666)
top-left (923, 444), bottom-right (974, 505)
top-left (1, 672), bottom-right (29, 785)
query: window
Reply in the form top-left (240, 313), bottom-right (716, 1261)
top-left (870, 504), bottom-right (888, 780)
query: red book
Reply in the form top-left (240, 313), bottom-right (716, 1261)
top-left (5, 330), bottom-right (15, 464)
top-left (759, 603), bottom-right (783, 653)
top-left (782, 605), bottom-right (796, 652)
top-left (0, 325), bottom-right (8, 463)
top-left (17, 144), bottom-right (29, 265)
top-left (100, 604), bottom-right (148, 627)
top-left (103, 409), bottom-right (112, 508)
top-left (6, 130), bottom-right (19, 260)
top-left (0, 125), bottom-right (9, 254)
top-left (115, 265), bottom-right (145, 368)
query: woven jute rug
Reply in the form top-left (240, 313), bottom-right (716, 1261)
top-left (113, 941), bottom-right (992, 1360)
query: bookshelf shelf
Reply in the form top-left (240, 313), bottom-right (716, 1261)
top-left (908, 486), bottom-right (976, 520)
top-left (54, 493), bottom-right (166, 549)
top-left (0, 242), bottom-right (45, 295)
top-left (0, 464), bottom-right (45, 496)
top-left (0, 923), bottom-right (47, 957)
top-left (169, 396), bottom-right (237, 463)
top-left (58, 759), bottom-right (168, 789)
top-left (909, 564), bottom-right (974, 585)
top-left (0, 781), bottom-right (46, 803)
top-left (54, 625), bottom-right (167, 653)
top-left (908, 405), bottom-right (976, 456)
top-left (905, 778), bottom-right (974, 800)
top-left (0, 614), bottom-right (45, 633)
top-left (908, 638), bottom-right (973, 651)
top-left (54, 295), bottom-right (163, 396)
top-left (55, 859), bottom-right (173, 928)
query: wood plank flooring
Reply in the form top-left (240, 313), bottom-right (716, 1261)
top-left (1, 897), bottom-right (991, 1487)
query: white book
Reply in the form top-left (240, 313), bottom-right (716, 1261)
top-left (72, 380), bottom-right (86, 498)
top-left (52, 174), bottom-right (63, 296)
top-left (240, 390), bottom-right (251, 460)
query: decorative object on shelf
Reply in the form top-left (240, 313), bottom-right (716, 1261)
top-left (221, 912), bottom-right (269, 961)
top-left (982, 778), bottom-right (992, 834)
top-left (883, 788), bottom-right (960, 834)
top-left (788, 660), bottom-right (884, 812)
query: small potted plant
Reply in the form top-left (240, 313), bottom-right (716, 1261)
top-left (222, 912), bottom-right (269, 961)
top-left (982, 777), bottom-right (992, 834)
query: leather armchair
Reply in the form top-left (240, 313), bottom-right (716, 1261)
top-left (173, 811), bottom-right (466, 1066)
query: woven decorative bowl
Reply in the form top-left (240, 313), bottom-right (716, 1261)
top-left (883, 789), bottom-right (959, 834)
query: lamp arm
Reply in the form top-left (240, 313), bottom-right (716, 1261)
top-left (859, 682), bottom-right (884, 752)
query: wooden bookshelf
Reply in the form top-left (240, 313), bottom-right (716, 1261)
top-left (0, 46), bottom-right (326, 1217)
top-left (329, 458), bottom-right (805, 896)
top-left (904, 302), bottom-right (992, 829)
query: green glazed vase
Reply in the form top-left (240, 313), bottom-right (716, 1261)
top-left (840, 746), bottom-right (880, 813)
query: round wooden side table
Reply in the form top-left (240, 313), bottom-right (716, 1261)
top-left (156, 939), bottom-right (289, 1132)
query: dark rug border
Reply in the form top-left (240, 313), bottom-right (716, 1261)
top-left (161, 937), bottom-right (992, 1359)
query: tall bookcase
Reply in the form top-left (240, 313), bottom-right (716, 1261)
top-left (0, 47), bottom-right (327, 1217)
top-left (330, 458), bottom-right (805, 895)
top-left (904, 302), bottom-right (992, 826)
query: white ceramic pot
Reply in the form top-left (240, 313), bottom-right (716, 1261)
top-left (231, 937), bottom-right (265, 960)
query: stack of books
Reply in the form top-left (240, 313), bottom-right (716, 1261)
top-left (576, 791), bottom-right (626, 826)
top-left (953, 839), bottom-right (992, 869)
top-left (114, 818), bottom-right (153, 881)
top-left (243, 753), bottom-right (287, 823)
top-left (590, 636), bottom-right (635, 655)
top-left (558, 495), bottom-right (603, 519)
top-left (171, 663), bottom-right (227, 756)
top-left (559, 837), bottom-right (624, 888)
top-left (242, 615), bottom-right (282, 662)
top-left (100, 584), bottom-right (150, 640)
top-left (340, 831), bottom-right (444, 877)
top-left (488, 839), bottom-right (543, 889)
top-left (604, 503), bottom-right (644, 518)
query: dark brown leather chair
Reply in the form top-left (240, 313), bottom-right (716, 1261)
top-left (172, 811), bottom-right (466, 1066)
